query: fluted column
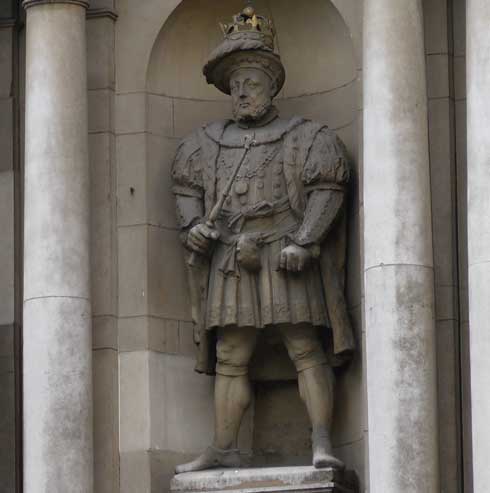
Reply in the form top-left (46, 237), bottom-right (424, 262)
top-left (467, 1), bottom-right (490, 490)
top-left (363, 1), bottom-right (439, 491)
top-left (22, 1), bottom-right (93, 492)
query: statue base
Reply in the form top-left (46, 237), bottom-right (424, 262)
top-left (170, 466), bottom-right (357, 493)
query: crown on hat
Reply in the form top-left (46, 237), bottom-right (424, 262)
top-left (203, 6), bottom-right (285, 97)
top-left (220, 6), bottom-right (275, 50)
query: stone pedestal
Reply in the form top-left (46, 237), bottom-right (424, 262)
top-left (171, 467), bottom-right (357, 493)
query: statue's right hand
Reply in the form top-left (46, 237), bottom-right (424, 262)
top-left (187, 223), bottom-right (220, 255)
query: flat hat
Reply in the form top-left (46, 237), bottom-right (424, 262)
top-left (203, 7), bottom-right (285, 97)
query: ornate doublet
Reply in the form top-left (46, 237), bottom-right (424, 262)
top-left (172, 116), bottom-right (352, 345)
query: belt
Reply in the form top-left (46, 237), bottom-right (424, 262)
top-left (214, 198), bottom-right (299, 275)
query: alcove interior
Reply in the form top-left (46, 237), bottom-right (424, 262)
top-left (145, 0), bottom-right (363, 474)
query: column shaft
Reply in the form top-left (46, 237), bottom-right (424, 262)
top-left (467, 1), bottom-right (490, 490)
top-left (23, 2), bottom-right (93, 492)
top-left (363, 0), bottom-right (439, 491)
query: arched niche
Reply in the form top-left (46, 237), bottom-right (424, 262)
top-left (144, 0), bottom-right (363, 476)
top-left (147, 0), bottom-right (357, 132)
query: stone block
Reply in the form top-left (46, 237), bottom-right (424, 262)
top-left (328, 0), bottom-right (363, 70)
top-left (336, 121), bottom-right (359, 169)
top-left (88, 0), bottom-right (115, 10)
top-left (23, 297), bottom-right (92, 492)
top-left (115, 92), bottom-right (146, 135)
top-left (147, 93), bottom-right (174, 138)
top-left (149, 352), bottom-right (215, 452)
top-left (118, 315), bottom-right (150, 352)
top-left (277, 83), bottom-right (357, 132)
top-left (454, 56), bottom-right (466, 101)
top-left (147, 226), bottom-right (192, 321)
top-left (87, 16), bottom-right (115, 90)
top-left (115, 0), bottom-right (177, 93)
top-left (253, 380), bottom-right (310, 466)
top-left (0, 2), bottom-right (14, 18)
top-left (0, 370), bottom-right (15, 493)
top-left (171, 466), bottom-right (357, 493)
top-left (332, 339), bottom-right (363, 448)
top-left (93, 348), bottom-right (119, 493)
top-left (423, 0), bottom-right (449, 54)
top-left (435, 320), bottom-right (461, 493)
top-left (271, 0), bottom-right (356, 98)
top-left (332, 440), bottom-right (364, 491)
top-left (120, 450), bottom-right (151, 493)
top-left (345, 209), bottom-right (362, 310)
top-left (428, 99), bottom-right (457, 287)
top-left (150, 317), bottom-right (180, 354)
top-left (178, 320), bottom-right (196, 357)
top-left (364, 265), bottom-right (438, 486)
top-left (434, 284), bottom-right (457, 322)
top-left (0, 29), bottom-right (12, 97)
top-left (119, 351), bottom-right (151, 452)
top-left (452, 0), bottom-right (466, 57)
top-left (426, 54), bottom-right (450, 99)
top-left (93, 315), bottom-right (117, 350)
top-left (116, 133), bottom-right (147, 227)
top-left (173, 99), bottom-right (231, 139)
top-left (0, 171), bottom-right (14, 326)
top-left (144, 0), bottom-right (235, 100)
top-left (90, 133), bottom-right (117, 316)
top-left (249, 330), bottom-right (297, 382)
top-left (150, 449), bottom-right (198, 493)
top-left (88, 89), bottom-right (113, 133)
top-left (0, 97), bottom-right (13, 171)
top-left (146, 134), bottom-right (180, 229)
top-left (119, 315), bottom-right (181, 354)
top-left (117, 225), bottom-right (148, 318)
top-left (0, 323), bottom-right (14, 359)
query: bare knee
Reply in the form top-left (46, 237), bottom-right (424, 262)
top-left (280, 324), bottom-right (327, 373)
top-left (216, 326), bottom-right (257, 376)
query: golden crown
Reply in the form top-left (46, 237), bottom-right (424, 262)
top-left (220, 6), bottom-right (276, 50)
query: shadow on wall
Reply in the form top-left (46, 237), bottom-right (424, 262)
top-left (144, 0), bottom-right (363, 482)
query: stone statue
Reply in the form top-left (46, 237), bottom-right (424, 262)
top-left (171, 6), bottom-right (355, 474)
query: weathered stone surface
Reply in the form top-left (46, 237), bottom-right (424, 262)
top-left (23, 3), bottom-right (93, 492)
top-left (0, 171), bottom-right (14, 326)
top-left (467, 1), bottom-right (490, 490)
top-left (171, 466), bottom-right (356, 493)
top-left (363, 1), bottom-right (439, 491)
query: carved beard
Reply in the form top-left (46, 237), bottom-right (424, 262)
top-left (232, 99), bottom-right (272, 123)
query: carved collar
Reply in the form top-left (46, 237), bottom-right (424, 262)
top-left (236, 106), bottom-right (279, 129)
top-left (203, 116), bottom-right (306, 147)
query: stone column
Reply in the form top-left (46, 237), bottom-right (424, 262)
top-left (467, 1), bottom-right (490, 490)
top-left (363, 1), bottom-right (439, 492)
top-left (22, 1), bottom-right (93, 492)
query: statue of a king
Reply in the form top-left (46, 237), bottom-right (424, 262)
top-left (171, 6), bottom-right (355, 474)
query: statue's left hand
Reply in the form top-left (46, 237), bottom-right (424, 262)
top-left (279, 244), bottom-right (312, 272)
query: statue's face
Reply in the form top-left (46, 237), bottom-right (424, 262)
top-left (230, 68), bottom-right (273, 123)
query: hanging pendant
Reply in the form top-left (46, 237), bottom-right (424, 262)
top-left (234, 180), bottom-right (249, 195)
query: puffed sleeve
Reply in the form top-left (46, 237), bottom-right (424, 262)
top-left (302, 127), bottom-right (350, 192)
top-left (171, 131), bottom-right (204, 199)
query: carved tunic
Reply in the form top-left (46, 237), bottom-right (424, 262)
top-left (172, 117), bottom-right (349, 331)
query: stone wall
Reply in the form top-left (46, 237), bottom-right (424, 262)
top-left (87, 1), bottom-right (119, 492)
top-left (0, 2), bottom-right (20, 492)
top-left (0, 1), bottom-right (473, 492)
top-left (140, 0), bottom-right (363, 490)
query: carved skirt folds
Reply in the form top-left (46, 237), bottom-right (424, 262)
top-left (206, 238), bottom-right (329, 329)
